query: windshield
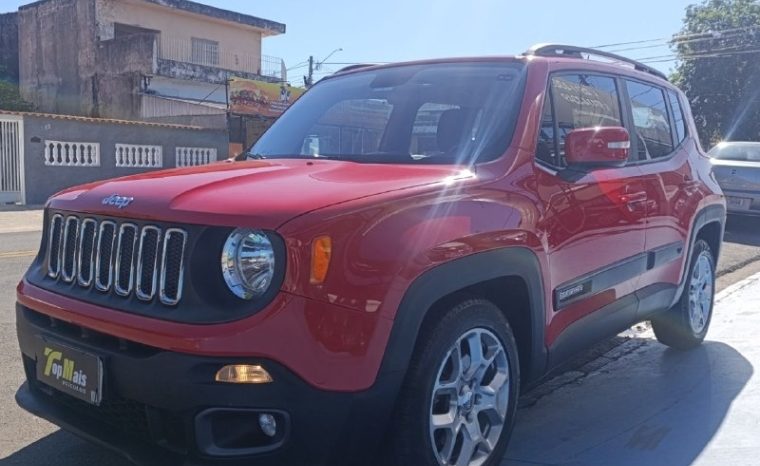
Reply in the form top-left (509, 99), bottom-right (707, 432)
top-left (709, 142), bottom-right (760, 162)
top-left (249, 62), bottom-right (526, 164)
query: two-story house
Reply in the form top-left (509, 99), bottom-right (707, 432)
top-left (10, 0), bottom-right (285, 127)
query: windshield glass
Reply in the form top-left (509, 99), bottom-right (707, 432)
top-left (709, 142), bottom-right (760, 162)
top-left (249, 62), bottom-right (525, 164)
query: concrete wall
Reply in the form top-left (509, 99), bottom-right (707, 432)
top-left (18, 0), bottom-right (98, 116)
top-left (96, 33), bottom-right (156, 119)
top-left (0, 12), bottom-right (19, 82)
top-left (21, 114), bottom-right (228, 204)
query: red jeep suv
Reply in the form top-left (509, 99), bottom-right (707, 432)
top-left (15, 45), bottom-right (725, 466)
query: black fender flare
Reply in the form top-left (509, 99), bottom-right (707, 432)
top-left (376, 247), bottom-right (548, 390)
top-left (671, 203), bottom-right (726, 308)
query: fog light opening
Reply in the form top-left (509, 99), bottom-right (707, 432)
top-left (259, 413), bottom-right (277, 438)
top-left (215, 365), bottom-right (273, 384)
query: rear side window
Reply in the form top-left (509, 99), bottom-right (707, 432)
top-left (537, 74), bottom-right (623, 167)
top-left (625, 81), bottom-right (674, 160)
top-left (668, 90), bottom-right (687, 144)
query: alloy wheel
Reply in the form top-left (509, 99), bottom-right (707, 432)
top-left (688, 251), bottom-right (713, 334)
top-left (429, 328), bottom-right (510, 466)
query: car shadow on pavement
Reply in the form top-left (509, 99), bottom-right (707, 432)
top-left (724, 215), bottom-right (760, 247)
top-left (0, 430), bottom-right (132, 466)
top-left (0, 342), bottom-right (751, 466)
top-left (503, 341), bottom-right (753, 466)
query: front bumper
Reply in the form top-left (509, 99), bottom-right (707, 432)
top-left (16, 304), bottom-right (399, 466)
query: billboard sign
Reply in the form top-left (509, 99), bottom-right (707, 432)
top-left (228, 78), bottom-right (305, 117)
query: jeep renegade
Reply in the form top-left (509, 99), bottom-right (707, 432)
top-left (15, 44), bottom-right (726, 466)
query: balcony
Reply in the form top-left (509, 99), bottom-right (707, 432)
top-left (155, 36), bottom-right (283, 84)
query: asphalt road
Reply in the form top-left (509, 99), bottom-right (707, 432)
top-left (1, 215), bottom-right (759, 465)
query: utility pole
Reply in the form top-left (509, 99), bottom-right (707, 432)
top-left (306, 56), bottom-right (314, 88)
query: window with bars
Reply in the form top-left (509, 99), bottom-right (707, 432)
top-left (191, 38), bottom-right (219, 66)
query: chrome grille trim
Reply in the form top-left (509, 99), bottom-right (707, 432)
top-left (60, 216), bottom-right (80, 283)
top-left (46, 214), bottom-right (64, 279)
top-left (76, 218), bottom-right (98, 287)
top-left (159, 228), bottom-right (188, 306)
top-left (45, 214), bottom-right (187, 307)
top-left (135, 226), bottom-right (161, 302)
top-left (114, 223), bottom-right (138, 297)
top-left (94, 221), bottom-right (117, 292)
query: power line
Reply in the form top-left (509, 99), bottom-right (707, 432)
top-left (592, 37), bottom-right (669, 49)
top-left (591, 25), bottom-right (760, 54)
top-left (638, 46), bottom-right (760, 64)
top-left (606, 43), bottom-right (671, 54)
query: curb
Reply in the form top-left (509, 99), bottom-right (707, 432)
top-left (715, 271), bottom-right (760, 302)
top-left (0, 227), bottom-right (42, 234)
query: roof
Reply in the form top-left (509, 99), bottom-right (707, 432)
top-left (329, 54), bottom-right (674, 89)
top-left (0, 109), bottom-right (226, 131)
top-left (19, 0), bottom-right (285, 35)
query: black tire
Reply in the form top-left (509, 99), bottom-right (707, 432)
top-left (384, 299), bottom-right (520, 466)
top-left (652, 239), bottom-right (715, 350)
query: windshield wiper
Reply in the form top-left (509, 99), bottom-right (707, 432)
top-left (247, 152), bottom-right (267, 160)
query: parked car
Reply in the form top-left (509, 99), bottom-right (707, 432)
top-left (709, 141), bottom-right (760, 215)
top-left (15, 44), bottom-right (725, 466)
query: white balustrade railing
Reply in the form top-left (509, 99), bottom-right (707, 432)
top-left (175, 147), bottom-right (218, 167)
top-left (44, 141), bottom-right (100, 167)
top-left (115, 144), bottom-right (163, 168)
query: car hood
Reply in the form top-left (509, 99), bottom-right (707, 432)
top-left (48, 159), bottom-right (467, 229)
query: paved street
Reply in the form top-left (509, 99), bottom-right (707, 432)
top-left (0, 211), bottom-right (759, 466)
top-left (503, 273), bottom-right (760, 466)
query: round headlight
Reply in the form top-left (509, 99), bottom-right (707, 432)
top-left (221, 229), bottom-right (276, 300)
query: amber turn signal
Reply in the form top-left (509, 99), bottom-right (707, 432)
top-left (310, 235), bottom-right (332, 284)
top-left (215, 365), bottom-right (273, 384)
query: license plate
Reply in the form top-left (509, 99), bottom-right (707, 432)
top-left (727, 196), bottom-right (751, 209)
top-left (35, 338), bottom-right (103, 405)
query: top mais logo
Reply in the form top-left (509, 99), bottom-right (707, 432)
top-left (43, 347), bottom-right (87, 388)
top-left (101, 194), bottom-right (134, 209)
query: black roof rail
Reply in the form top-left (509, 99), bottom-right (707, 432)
top-left (335, 64), bottom-right (376, 74)
top-left (525, 43), bottom-right (668, 81)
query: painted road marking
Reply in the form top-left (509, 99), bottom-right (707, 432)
top-left (0, 250), bottom-right (37, 259)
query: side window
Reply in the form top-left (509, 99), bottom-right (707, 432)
top-left (537, 74), bottom-right (623, 167)
top-left (668, 90), bottom-right (687, 144)
top-left (625, 81), bottom-right (674, 160)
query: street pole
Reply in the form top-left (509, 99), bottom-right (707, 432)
top-left (307, 55), bottom-right (314, 88)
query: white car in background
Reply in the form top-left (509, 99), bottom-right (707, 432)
top-left (710, 141), bottom-right (760, 215)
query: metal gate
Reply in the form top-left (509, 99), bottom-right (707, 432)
top-left (0, 116), bottom-right (24, 204)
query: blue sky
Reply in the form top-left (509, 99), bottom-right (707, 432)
top-left (3, 0), bottom-right (696, 79)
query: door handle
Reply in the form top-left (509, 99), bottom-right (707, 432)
top-left (619, 192), bottom-right (648, 204)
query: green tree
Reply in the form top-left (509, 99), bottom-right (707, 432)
top-left (673, 0), bottom-right (760, 147)
top-left (0, 80), bottom-right (34, 112)
top-left (0, 64), bottom-right (34, 112)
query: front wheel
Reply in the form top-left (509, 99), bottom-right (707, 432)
top-left (652, 239), bottom-right (715, 350)
top-left (385, 299), bottom-right (520, 466)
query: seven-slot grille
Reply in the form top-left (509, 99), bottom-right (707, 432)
top-left (46, 214), bottom-right (187, 306)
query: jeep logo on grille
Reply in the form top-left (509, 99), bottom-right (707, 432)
top-left (101, 194), bottom-right (134, 209)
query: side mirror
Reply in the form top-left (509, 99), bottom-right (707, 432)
top-left (565, 126), bottom-right (630, 168)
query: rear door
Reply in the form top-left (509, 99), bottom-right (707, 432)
top-left (621, 81), bottom-right (696, 315)
top-left (536, 72), bottom-right (648, 355)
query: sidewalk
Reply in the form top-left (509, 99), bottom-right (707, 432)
top-left (0, 209), bottom-right (44, 234)
top-left (503, 272), bottom-right (760, 466)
